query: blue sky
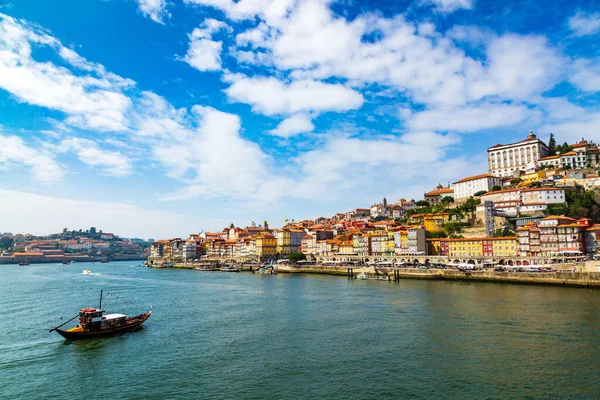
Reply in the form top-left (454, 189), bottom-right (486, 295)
top-left (0, 0), bottom-right (599, 238)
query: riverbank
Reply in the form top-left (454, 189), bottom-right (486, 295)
top-left (166, 262), bottom-right (600, 288)
top-left (277, 266), bottom-right (600, 289)
top-left (0, 256), bottom-right (146, 265)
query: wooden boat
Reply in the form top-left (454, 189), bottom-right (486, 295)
top-left (195, 266), bottom-right (219, 271)
top-left (50, 290), bottom-right (151, 340)
top-left (100, 259), bottom-right (110, 263)
top-left (18, 261), bottom-right (29, 266)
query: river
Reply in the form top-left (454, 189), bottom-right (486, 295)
top-left (1, 261), bottom-right (599, 399)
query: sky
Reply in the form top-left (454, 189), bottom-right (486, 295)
top-left (0, 0), bottom-right (599, 239)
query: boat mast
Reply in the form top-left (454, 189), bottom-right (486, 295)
top-left (99, 289), bottom-right (103, 309)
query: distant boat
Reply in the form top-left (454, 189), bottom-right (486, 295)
top-left (82, 269), bottom-right (92, 275)
top-left (62, 261), bottom-right (69, 265)
top-left (50, 290), bottom-right (151, 340)
top-left (100, 260), bottom-right (110, 263)
top-left (220, 266), bottom-right (240, 272)
top-left (18, 262), bottom-right (29, 266)
top-left (195, 266), bottom-right (218, 271)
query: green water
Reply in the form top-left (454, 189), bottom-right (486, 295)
top-left (1, 261), bottom-right (599, 399)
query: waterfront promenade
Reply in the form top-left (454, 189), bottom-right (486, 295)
top-left (164, 259), bottom-right (600, 289)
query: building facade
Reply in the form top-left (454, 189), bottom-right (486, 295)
top-left (487, 132), bottom-right (549, 177)
top-left (453, 174), bottom-right (500, 199)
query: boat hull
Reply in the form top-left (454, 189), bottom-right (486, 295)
top-left (55, 312), bottom-right (151, 340)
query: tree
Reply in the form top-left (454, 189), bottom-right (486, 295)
top-left (474, 190), bottom-right (487, 197)
top-left (441, 196), bottom-right (454, 205)
top-left (288, 252), bottom-right (306, 265)
top-left (557, 142), bottom-right (573, 155)
top-left (510, 178), bottom-right (522, 186)
top-left (426, 230), bottom-right (448, 238)
top-left (548, 133), bottom-right (556, 155)
top-left (460, 197), bottom-right (480, 213)
top-left (491, 185), bottom-right (502, 191)
top-left (62, 228), bottom-right (68, 233)
top-left (442, 222), bottom-right (462, 237)
top-left (90, 227), bottom-right (97, 234)
top-left (0, 237), bottom-right (14, 250)
top-left (416, 200), bottom-right (430, 207)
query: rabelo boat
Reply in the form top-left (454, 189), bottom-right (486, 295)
top-left (50, 290), bottom-right (151, 339)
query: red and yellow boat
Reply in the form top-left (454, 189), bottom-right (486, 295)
top-left (50, 290), bottom-right (151, 340)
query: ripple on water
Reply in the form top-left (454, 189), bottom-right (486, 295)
top-left (1, 262), bottom-right (599, 399)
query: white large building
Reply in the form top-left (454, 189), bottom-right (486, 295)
top-left (477, 187), bottom-right (565, 216)
top-left (488, 132), bottom-right (549, 177)
top-left (453, 174), bottom-right (500, 199)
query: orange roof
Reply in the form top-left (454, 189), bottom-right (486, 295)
top-left (522, 187), bottom-right (563, 192)
top-left (453, 174), bottom-right (496, 184)
top-left (488, 137), bottom-right (540, 149)
top-left (441, 236), bottom-right (517, 242)
top-left (541, 215), bottom-right (575, 221)
top-left (561, 151), bottom-right (577, 156)
top-left (13, 252), bottom-right (44, 256)
top-left (424, 188), bottom-right (454, 196)
top-left (481, 188), bottom-right (521, 196)
top-left (539, 155), bottom-right (560, 161)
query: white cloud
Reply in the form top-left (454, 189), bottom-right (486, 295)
top-left (425, 0), bottom-right (473, 13)
top-left (183, 18), bottom-right (231, 72)
top-left (137, 0), bottom-right (169, 24)
top-left (58, 138), bottom-right (133, 177)
top-left (570, 58), bottom-right (600, 92)
top-left (290, 131), bottom-right (478, 202)
top-left (0, 134), bottom-right (64, 183)
top-left (465, 34), bottom-right (564, 103)
top-left (224, 74), bottom-right (364, 115)
top-left (269, 114), bottom-right (314, 138)
top-left (0, 189), bottom-right (199, 239)
top-left (568, 11), bottom-right (600, 37)
top-left (0, 13), bottom-right (132, 132)
top-left (407, 102), bottom-right (534, 132)
top-left (156, 105), bottom-right (287, 203)
top-left (224, 3), bottom-right (563, 109)
top-left (185, 0), bottom-right (294, 24)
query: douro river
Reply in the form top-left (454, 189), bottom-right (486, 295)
top-left (1, 261), bottom-right (599, 399)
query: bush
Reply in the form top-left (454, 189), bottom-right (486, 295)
top-left (474, 190), bottom-right (487, 196)
top-left (288, 252), bottom-right (306, 264)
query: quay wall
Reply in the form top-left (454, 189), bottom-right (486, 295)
top-left (278, 266), bottom-right (600, 288)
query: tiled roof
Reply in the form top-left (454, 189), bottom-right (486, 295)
top-left (538, 155), bottom-right (560, 160)
top-left (488, 137), bottom-right (541, 150)
top-left (453, 174), bottom-right (496, 184)
top-left (424, 188), bottom-right (454, 196)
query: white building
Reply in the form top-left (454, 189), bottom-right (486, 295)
top-left (560, 150), bottom-right (587, 170)
top-left (487, 132), bottom-right (549, 177)
top-left (537, 155), bottom-right (561, 169)
top-left (453, 174), bottom-right (500, 199)
top-left (477, 187), bottom-right (565, 216)
top-left (182, 241), bottom-right (197, 261)
top-left (407, 227), bottom-right (426, 254)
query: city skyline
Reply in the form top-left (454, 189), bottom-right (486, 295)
top-left (1, 0), bottom-right (600, 238)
